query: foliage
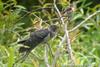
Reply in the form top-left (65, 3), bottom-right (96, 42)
top-left (0, 0), bottom-right (100, 67)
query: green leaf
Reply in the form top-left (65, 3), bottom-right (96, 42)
top-left (8, 47), bottom-right (15, 67)
top-left (0, 0), bottom-right (3, 12)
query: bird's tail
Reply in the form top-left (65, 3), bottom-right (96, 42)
top-left (18, 40), bottom-right (31, 53)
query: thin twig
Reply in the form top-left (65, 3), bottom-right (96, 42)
top-left (30, 52), bottom-right (44, 61)
top-left (52, 34), bottom-right (67, 67)
top-left (52, 0), bottom-right (66, 66)
top-left (47, 43), bottom-right (54, 57)
top-left (44, 44), bottom-right (50, 67)
top-left (42, 17), bottom-right (66, 23)
top-left (69, 10), bottom-right (100, 32)
top-left (53, 0), bottom-right (64, 24)
top-left (52, 0), bottom-right (75, 66)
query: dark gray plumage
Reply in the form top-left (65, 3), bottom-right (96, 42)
top-left (18, 25), bottom-right (57, 53)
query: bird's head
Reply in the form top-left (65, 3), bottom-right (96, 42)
top-left (49, 25), bottom-right (58, 32)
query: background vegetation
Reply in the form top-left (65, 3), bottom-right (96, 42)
top-left (0, 0), bottom-right (100, 67)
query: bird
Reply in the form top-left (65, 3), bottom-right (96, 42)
top-left (18, 25), bottom-right (58, 53)
top-left (14, 25), bottom-right (58, 64)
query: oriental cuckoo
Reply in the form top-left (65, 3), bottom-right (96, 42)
top-left (15, 25), bottom-right (58, 63)
top-left (18, 25), bottom-right (57, 53)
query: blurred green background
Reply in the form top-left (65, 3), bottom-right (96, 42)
top-left (0, 0), bottom-right (100, 67)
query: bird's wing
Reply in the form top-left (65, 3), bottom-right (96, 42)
top-left (30, 29), bottom-right (50, 43)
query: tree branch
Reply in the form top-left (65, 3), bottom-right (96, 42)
top-left (69, 10), bottom-right (100, 32)
top-left (52, 0), bottom-right (75, 66)
top-left (44, 44), bottom-right (50, 67)
top-left (52, 34), bottom-right (66, 67)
